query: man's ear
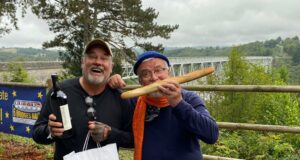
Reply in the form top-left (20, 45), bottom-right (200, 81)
top-left (110, 62), bottom-right (114, 74)
top-left (138, 77), bottom-right (143, 85)
top-left (81, 57), bottom-right (84, 69)
top-left (168, 68), bottom-right (173, 76)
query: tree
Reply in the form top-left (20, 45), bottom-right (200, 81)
top-left (264, 38), bottom-right (279, 48)
top-left (282, 37), bottom-right (300, 65)
top-left (0, 0), bottom-right (32, 37)
top-left (219, 47), bottom-right (254, 122)
top-left (213, 47), bottom-right (299, 125)
top-left (203, 47), bottom-right (300, 159)
top-left (3, 62), bottom-right (32, 83)
top-left (31, 0), bottom-right (178, 76)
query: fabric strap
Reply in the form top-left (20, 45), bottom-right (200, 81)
top-left (83, 131), bottom-right (101, 151)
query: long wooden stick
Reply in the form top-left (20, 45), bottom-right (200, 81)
top-left (218, 122), bottom-right (300, 134)
top-left (121, 67), bottom-right (214, 99)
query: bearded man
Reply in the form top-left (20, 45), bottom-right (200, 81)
top-left (33, 39), bottom-right (134, 160)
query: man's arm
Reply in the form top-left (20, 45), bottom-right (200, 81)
top-left (93, 76), bottom-right (134, 147)
top-left (32, 92), bottom-right (55, 144)
top-left (172, 90), bottom-right (219, 144)
top-left (105, 98), bottom-right (134, 148)
top-left (108, 74), bottom-right (126, 89)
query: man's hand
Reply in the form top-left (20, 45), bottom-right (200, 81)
top-left (88, 121), bottom-right (111, 143)
top-left (158, 80), bottom-right (182, 107)
top-left (48, 114), bottom-right (64, 137)
top-left (108, 74), bottom-right (126, 89)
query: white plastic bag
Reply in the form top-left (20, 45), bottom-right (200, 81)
top-left (63, 132), bottom-right (119, 160)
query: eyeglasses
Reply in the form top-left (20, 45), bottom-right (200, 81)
top-left (145, 105), bottom-right (160, 122)
top-left (139, 67), bottom-right (168, 80)
top-left (85, 96), bottom-right (97, 120)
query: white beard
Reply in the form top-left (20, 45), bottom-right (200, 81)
top-left (87, 74), bottom-right (105, 85)
top-left (82, 65), bottom-right (106, 85)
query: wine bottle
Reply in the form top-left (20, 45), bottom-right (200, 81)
top-left (50, 74), bottom-right (72, 138)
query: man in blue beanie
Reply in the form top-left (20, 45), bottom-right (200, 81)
top-left (109, 51), bottom-right (218, 160)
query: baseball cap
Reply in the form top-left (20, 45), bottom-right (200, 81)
top-left (82, 39), bottom-right (113, 57)
top-left (133, 51), bottom-right (170, 74)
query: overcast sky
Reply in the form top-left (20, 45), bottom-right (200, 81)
top-left (0, 0), bottom-right (299, 48)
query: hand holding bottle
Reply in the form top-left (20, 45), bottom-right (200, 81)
top-left (50, 74), bottom-right (73, 139)
top-left (48, 114), bottom-right (64, 137)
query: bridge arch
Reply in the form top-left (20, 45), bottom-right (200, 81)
top-left (0, 56), bottom-right (273, 83)
top-left (121, 56), bottom-right (273, 80)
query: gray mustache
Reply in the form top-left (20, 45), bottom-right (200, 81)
top-left (91, 65), bottom-right (104, 72)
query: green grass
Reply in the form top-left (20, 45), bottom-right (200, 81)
top-left (119, 148), bottom-right (134, 160)
top-left (0, 133), bottom-right (133, 159)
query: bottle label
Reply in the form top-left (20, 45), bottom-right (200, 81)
top-left (60, 104), bottom-right (72, 130)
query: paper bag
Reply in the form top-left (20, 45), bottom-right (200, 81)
top-left (63, 132), bottom-right (119, 160)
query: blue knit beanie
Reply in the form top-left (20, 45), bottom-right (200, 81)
top-left (133, 51), bottom-right (170, 75)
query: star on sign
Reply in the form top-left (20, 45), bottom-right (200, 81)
top-left (26, 126), bottom-right (31, 133)
top-left (37, 92), bottom-right (43, 99)
top-left (5, 112), bottom-right (9, 118)
top-left (12, 90), bottom-right (17, 97)
top-left (10, 125), bottom-right (15, 131)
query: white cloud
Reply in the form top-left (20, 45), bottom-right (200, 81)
top-left (0, 9), bottom-right (54, 48)
top-left (0, 0), bottom-right (299, 48)
top-left (142, 0), bottom-right (300, 47)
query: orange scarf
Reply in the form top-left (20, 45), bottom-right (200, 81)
top-left (133, 95), bottom-right (169, 160)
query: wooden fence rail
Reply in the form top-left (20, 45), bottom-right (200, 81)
top-left (183, 85), bottom-right (300, 92)
top-left (2, 83), bottom-right (300, 160)
top-left (123, 84), bottom-right (300, 160)
top-left (2, 83), bottom-right (299, 93)
top-left (218, 122), bottom-right (300, 134)
top-left (204, 154), bottom-right (244, 160)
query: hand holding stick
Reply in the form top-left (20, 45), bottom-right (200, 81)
top-left (121, 67), bottom-right (215, 99)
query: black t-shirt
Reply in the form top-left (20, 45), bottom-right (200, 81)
top-left (32, 77), bottom-right (134, 160)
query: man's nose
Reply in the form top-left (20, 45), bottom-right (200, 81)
top-left (149, 72), bottom-right (159, 81)
top-left (93, 57), bottom-right (104, 65)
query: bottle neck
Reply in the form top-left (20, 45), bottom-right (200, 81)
top-left (51, 74), bottom-right (59, 93)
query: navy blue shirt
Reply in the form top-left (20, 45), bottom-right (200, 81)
top-left (131, 90), bottom-right (219, 160)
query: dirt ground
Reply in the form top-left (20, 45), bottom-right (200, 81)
top-left (0, 133), bottom-right (53, 160)
top-left (0, 133), bottom-right (133, 160)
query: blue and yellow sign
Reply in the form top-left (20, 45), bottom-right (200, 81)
top-left (0, 85), bottom-right (46, 138)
